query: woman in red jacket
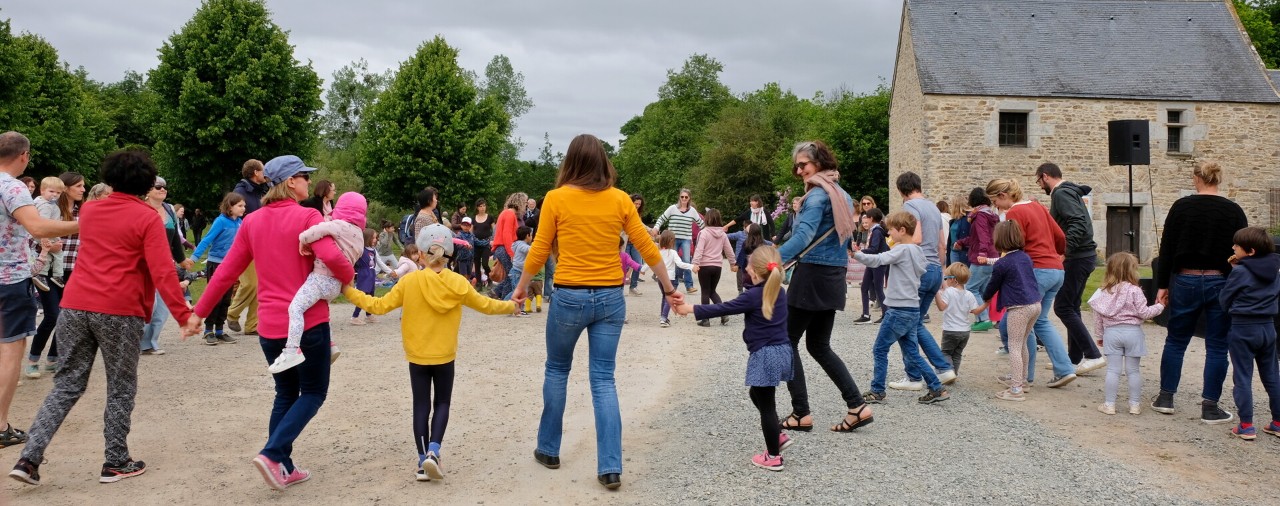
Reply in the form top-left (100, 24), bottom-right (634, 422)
top-left (491, 192), bottom-right (527, 300)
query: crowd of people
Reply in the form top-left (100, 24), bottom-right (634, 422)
top-left (0, 127), bottom-right (1277, 493)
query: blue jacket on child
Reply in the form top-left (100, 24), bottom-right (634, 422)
top-left (191, 214), bottom-right (241, 263)
top-left (693, 285), bottom-right (789, 352)
top-left (1221, 252), bottom-right (1280, 323)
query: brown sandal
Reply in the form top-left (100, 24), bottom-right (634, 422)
top-left (831, 404), bottom-right (874, 432)
top-left (779, 412), bottom-right (813, 432)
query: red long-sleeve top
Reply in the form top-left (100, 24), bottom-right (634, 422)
top-left (491, 208), bottom-right (519, 257)
top-left (61, 192), bottom-right (193, 325)
top-left (1005, 200), bottom-right (1066, 270)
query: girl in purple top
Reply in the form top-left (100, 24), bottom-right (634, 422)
top-left (975, 220), bottom-right (1041, 402)
top-left (675, 245), bottom-right (793, 472)
top-left (351, 228), bottom-right (378, 324)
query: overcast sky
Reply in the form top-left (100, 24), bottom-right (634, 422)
top-left (3, 0), bottom-right (902, 158)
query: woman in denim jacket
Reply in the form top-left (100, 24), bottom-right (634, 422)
top-left (777, 141), bottom-right (873, 433)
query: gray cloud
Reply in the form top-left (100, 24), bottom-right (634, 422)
top-left (3, 0), bottom-right (901, 157)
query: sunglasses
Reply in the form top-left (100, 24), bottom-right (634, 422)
top-left (793, 161), bottom-right (813, 171)
top-left (292, 173), bottom-right (311, 181)
top-left (861, 201), bottom-right (873, 206)
top-left (679, 195), bottom-right (690, 199)
top-left (153, 185), bottom-right (167, 190)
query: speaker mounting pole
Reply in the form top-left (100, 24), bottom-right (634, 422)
top-left (1127, 163), bottom-right (1135, 256)
top-left (1108, 119), bottom-right (1150, 260)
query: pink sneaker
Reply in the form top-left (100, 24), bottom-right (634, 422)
top-left (778, 433), bottom-right (793, 452)
top-left (253, 454), bottom-right (287, 491)
top-left (750, 451), bottom-right (784, 471)
top-left (282, 467), bottom-right (311, 488)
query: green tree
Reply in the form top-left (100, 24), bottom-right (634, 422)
top-left (480, 55), bottom-right (533, 122)
top-left (0, 18), bottom-right (112, 180)
top-left (1237, 0), bottom-right (1280, 67)
top-left (614, 54), bottom-right (734, 206)
top-left (92, 70), bottom-right (157, 150)
top-left (690, 83), bottom-right (808, 220)
top-left (356, 35), bottom-right (510, 209)
top-left (148, 0), bottom-right (322, 209)
top-left (321, 58), bottom-right (393, 152)
top-left (806, 85), bottom-right (892, 207)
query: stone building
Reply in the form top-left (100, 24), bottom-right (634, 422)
top-left (888, 0), bottom-right (1280, 262)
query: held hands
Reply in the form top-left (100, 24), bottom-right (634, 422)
top-left (180, 314), bottom-right (203, 340)
top-left (692, 265), bottom-right (700, 274)
top-left (673, 303), bottom-right (695, 316)
top-left (665, 288), bottom-right (685, 307)
top-left (1156, 288), bottom-right (1169, 306)
top-left (511, 284), bottom-right (527, 308)
top-left (179, 258), bottom-right (195, 272)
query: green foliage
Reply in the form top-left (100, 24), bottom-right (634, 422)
top-left (690, 83), bottom-right (807, 217)
top-left (0, 18), bottom-right (112, 180)
top-left (490, 133), bottom-right (558, 204)
top-left (321, 59), bottom-right (393, 151)
top-left (614, 54), bottom-right (734, 206)
top-left (148, 0), bottom-right (323, 211)
top-left (92, 70), bottom-right (157, 150)
top-left (480, 55), bottom-right (533, 122)
top-left (1237, 0), bottom-right (1280, 67)
top-left (356, 36), bottom-right (510, 210)
top-left (805, 85), bottom-right (892, 208)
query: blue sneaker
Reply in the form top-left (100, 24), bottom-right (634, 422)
top-left (1232, 424), bottom-right (1257, 441)
top-left (1263, 422), bottom-right (1280, 439)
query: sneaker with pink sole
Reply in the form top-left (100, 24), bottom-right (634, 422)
top-left (253, 454), bottom-right (287, 491)
top-left (750, 452), bottom-right (784, 471)
top-left (778, 433), bottom-right (793, 452)
top-left (282, 466), bottom-right (311, 488)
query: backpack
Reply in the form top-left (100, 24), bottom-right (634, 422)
top-left (398, 212), bottom-right (417, 245)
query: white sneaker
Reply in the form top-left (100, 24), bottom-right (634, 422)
top-left (268, 348), bottom-right (306, 374)
top-left (1076, 357), bottom-right (1107, 375)
top-left (350, 317), bottom-right (366, 326)
top-left (330, 342), bottom-right (341, 364)
top-left (1098, 403), bottom-right (1116, 415)
top-left (888, 378), bottom-right (925, 391)
top-left (937, 370), bottom-right (958, 385)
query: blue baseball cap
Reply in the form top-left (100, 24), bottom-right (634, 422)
top-left (263, 155), bottom-right (317, 185)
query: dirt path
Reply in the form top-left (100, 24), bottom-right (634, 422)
top-left (3, 275), bottom-right (1280, 504)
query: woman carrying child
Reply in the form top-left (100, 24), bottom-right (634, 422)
top-left (675, 245), bottom-right (792, 470)
top-left (1088, 252), bottom-right (1164, 415)
top-left (344, 224), bottom-right (516, 480)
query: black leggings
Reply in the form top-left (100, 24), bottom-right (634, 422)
top-left (204, 261), bottom-right (234, 329)
top-left (474, 245), bottom-right (492, 281)
top-left (410, 361), bottom-right (455, 454)
top-left (860, 266), bottom-right (885, 316)
top-left (749, 386), bottom-right (781, 455)
top-left (698, 266), bottom-right (723, 306)
top-left (785, 307), bottom-right (863, 416)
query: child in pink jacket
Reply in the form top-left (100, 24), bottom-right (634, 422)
top-left (271, 192), bottom-right (368, 374)
top-left (691, 209), bottom-right (737, 326)
top-left (1088, 252), bottom-right (1164, 415)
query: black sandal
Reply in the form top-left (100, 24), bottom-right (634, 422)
top-left (831, 404), bottom-right (874, 432)
top-left (0, 424), bottom-right (27, 448)
top-left (779, 412), bottom-right (813, 432)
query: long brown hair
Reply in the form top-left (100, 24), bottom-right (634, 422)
top-left (57, 172), bottom-right (84, 220)
top-left (555, 134), bottom-right (616, 191)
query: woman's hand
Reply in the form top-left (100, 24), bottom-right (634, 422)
top-left (512, 284), bottom-right (527, 307)
top-left (180, 314), bottom-right (204, 340)
top-left (1156, 289), bottom-right (1169, 306)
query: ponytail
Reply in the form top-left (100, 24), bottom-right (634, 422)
top-left (424, 244), bottom-right (448, 268)
top-left (749, 245), bottom-right (784, 320)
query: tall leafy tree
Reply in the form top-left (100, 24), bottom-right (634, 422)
top-left (0, 18), bottom-right (112, 180)
top-left (356, 35), bottom-right (510, 208)
top-left (1237, 0), bottom-right (1280, 67)
top-left (614, 54), bottom-right (734, 206)
top-left (148, 0), bottom-right (322, 208)
top-left (806, 85), bottom-right (891, 207)
top-left (93, 70), bottom-right (156, 150)
top-left (321, 58), bottom-right (393, 152)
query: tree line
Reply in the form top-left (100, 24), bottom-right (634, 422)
top-left (0, 0), bottom-right (890, 225)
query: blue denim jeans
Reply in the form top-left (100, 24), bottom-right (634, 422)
top-left (675, 238), bottom-right (693, 289)
top-left (1228, 321), bottom-right (1280, 424)
top-left (492, 247), bottom-right (514, 299)
top-left (626, 243), bottom-right (643, 289)
top-left (966, 264), bottom-right (993, 322)
top-left (872, 307), bottom-right (941, 393)
top-left (138, 291), bottom-right (169, 351)
top-left (1159, 274), bottom-right (1230, 400)
top-left (537, 287), bottom-right (626, 475)
top-left (905, 264), bottom-right (953, 380)
top-left (1020, 268), bottom-right (1074, 382)
top-left (503, 268), bottom-right (523, 301)
top-left (259, 323), bottom-right (331, 472)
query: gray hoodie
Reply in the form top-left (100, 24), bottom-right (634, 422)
top-left (854, 243), bottom-right (926, 308)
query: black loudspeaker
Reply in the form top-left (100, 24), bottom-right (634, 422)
top-left (1108, 119), bottom-right (1150, 165)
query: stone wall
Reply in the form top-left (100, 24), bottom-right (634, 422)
top-left (887, 10), bottom-right (926, 213)
top-left (888, 94), bottom-right (1280, 262)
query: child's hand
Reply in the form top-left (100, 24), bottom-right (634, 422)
top-left (299, 242), bottom-right (314, 256)
top-left (730, 265), bottom-right (738, 273)
top-left (673, 303), bottom-right (694, 316)
top-left (1096, 339), bottom-right (1104, 348)
top-left (692, 265), bottom-right (700, 274)
top-left (1228, 254), bottom-right (1239, 265)
top-left (976, 255), bottom-right (988, 264)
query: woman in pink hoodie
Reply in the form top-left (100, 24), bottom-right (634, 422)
top-left (193, 155), bottom-right (354, 492)
top-left (691, 209), bottom-right (737, 327)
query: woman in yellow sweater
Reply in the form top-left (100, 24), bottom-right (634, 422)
top-left (343, 223), bottom-right (515, 483)
top-left (512, 134), bottom-right (684, 490)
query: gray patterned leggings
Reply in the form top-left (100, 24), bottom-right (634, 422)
top-left (22, 309), bottom-right (144, 465)
top-left (288, 273), bottom-right (341, 349)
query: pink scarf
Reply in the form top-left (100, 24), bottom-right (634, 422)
top-left (803, 170), bottom-right (857, 243)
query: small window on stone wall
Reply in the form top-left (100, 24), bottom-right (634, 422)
top-left (1167, 110), bottom-right (1184, 153)
top-left (999, 112), bottom-right (1028, 147)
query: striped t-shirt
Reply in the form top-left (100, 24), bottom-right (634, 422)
top-left (654, 204), bottom-right (704, 240)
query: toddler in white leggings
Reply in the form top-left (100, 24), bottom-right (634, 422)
top-left (1088, 252), bottom-right (1164, 415)
top-left (269, 192), bottom-right (368, 373)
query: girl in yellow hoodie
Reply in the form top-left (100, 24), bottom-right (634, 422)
top-left (343, 223), bottom-right (515, 482)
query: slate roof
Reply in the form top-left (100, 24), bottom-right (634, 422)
top-left (906, 0), bottom-right (1280, 103)
top-left (1269, 69), bottom-right (1280, 89)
